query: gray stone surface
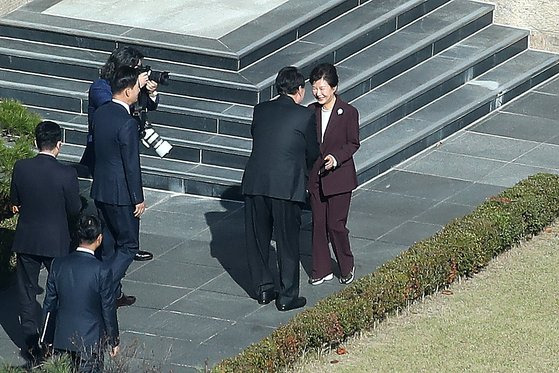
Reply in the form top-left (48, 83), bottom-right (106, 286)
top-left (4, 74), bottom-right (559, 370)
top-left (43, 0), bottom-right (289, 38)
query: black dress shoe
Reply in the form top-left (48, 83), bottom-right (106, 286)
top-left (257, 290), bottom-right (278, 305)
top-left (134, 250), bottom-right (153, 261)
top-left (275, 297), bottom-right (306, 311)
top-left (116, 294), bottom-right (136, 307)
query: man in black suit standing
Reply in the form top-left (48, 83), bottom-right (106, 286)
top-left (42, 214), bottom-right (119, 373)
top-left (242, 66), bottom-right (319, 311)
top-left (91, 66), bottom-right (145, 308)
top-left (10, 120), bottom-right (81, 361)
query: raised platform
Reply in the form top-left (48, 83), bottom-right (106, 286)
top-left (1, 0), bottom-right (558, 200)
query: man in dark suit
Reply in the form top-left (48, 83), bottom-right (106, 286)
top-left (42, 214), bottom-right (119, 373)
top-left (10, 120), bottom-right (81, 361)
top-left (242, 66), bottom-right (319, 312)
top-left (91, 66), bottom-right (145, 308)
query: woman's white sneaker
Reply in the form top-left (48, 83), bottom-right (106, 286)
top-left (309, 273), bottom-right (334, 285)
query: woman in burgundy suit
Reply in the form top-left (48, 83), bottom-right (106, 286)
top-left (308, 63), bottom-right (360, 285)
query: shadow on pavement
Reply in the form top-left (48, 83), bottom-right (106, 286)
top-left (0, 275), bottom-right (25, 350)
top-left (205, 187), bottom-right (254, 298)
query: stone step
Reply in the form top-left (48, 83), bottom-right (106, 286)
top-left (0, 0), bottom-right (353, 70)
top-left (0, 36), bottom-right (260, 104)
top-left (0, 68), bottom-right (254, 137)
top-left (59, 142), bottom-right (243, 199)
top-left (0, 0), bottom-right (457, 105)
top-left (0, 0), bottom-right (448, 71)
top-left (351, 24), bottom-right (529, 139)
top-left (331, 0), bottom-right (494, 104)
top-left (27, 107), bottom-right (252, 169)
top-left (354, 49), bottom-right (559, 182)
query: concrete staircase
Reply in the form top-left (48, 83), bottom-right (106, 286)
top-left (0, 0), bottom-right (558, 199)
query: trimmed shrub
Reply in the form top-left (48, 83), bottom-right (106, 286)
top-left (0, 98), bottom-right (38, 286)
top-left (213, 173), bottom-right (559, 372)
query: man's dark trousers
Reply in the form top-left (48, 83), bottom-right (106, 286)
top-left (95, 201), bottom-right (138, 297)
top-left (245, 195), bottom-right (302, 304)
top-left (16, 254), bottom-right (53, 346)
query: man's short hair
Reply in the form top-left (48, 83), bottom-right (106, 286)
top-left (100, 46), bottom-right (144, 80)
top-left (35, 121), bottom-right (62, 151)
top-left (110, 66), bottom-right (139, 94)
top-left (309, 63), bottom-right (339, 88)
top-left (275, 66), bottom-right (305, 95)
top-left (77, 214), bottom-right (103, 245)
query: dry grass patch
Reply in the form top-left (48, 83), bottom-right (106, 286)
top-left (294, 221), bottom-right (559, 373)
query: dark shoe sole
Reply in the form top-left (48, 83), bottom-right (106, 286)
top-left (276, 297), bottom-right (306, 311)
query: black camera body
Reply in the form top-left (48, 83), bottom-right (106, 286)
top-left (138, 65), bottom-right (170, 86)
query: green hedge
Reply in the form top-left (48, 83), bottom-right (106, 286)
top-left (0, 98), bottom-right (39, 286)
top-left (213, 173), bottom-right (559, 372)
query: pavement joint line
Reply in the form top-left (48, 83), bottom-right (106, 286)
top-left (498, 108), bottom-right (558, 119)
top-left (122, 278), bottom-right (196, 291)
top-left (376, 219), bottom-right (441, 243)
top-left (139, 238), bottom-right (187, 261)
top-left (531, 89), bottom-right (559, 97)
top-left (357, 187), bottom-right (471, 205)
top-left (409, 218), bottom-right (445, 227)
top-left (433, 148), bottom-right (515, 164)
top-left (461, 129), bottom-right (545, 145)
top-left (145, 193), bottom-right (179, 211)
top-left (156, 308), bottom-right (236, 323)
top-left (124, 330), bottom-right (196, 344)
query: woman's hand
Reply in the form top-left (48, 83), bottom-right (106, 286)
top-left (324, 154), bottom-right (336, 170)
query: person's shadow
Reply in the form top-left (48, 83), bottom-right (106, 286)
top-left (205, 187), bottom-right (316, 298)
top-left (0, 227), bottom-right (26, 352)
top-left (205, 187), bottom-right (255, 297)
top-left (0, 273), bottom-right (26, 351)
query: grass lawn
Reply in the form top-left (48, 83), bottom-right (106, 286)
top-left (294, 221), bottom-right (559, 373)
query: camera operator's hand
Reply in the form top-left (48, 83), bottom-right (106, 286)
top-left (145, 80), bottom-right (158, 94)
top-left (138, 72), bottom-right (150, 88)
top-left (134, 202), bottom-right (146, 218)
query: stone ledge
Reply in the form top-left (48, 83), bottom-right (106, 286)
top-left (0, 0), bottom-right (29, 16)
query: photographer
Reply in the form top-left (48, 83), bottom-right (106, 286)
top-left (81, 46), bottom-right (157, 262)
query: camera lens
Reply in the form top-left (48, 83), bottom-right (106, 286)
top-left (151, 71), bottom-right (170, 86)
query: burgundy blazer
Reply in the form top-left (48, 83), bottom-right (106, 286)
top-left (308, 97), bottom-right (360, 196)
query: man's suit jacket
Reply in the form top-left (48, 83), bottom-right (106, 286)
top-left (81, 79), bottom-right (158, 174)
top-left (242, 95), bottom-right (320, 204)
top-left (308, 97), bottom-right (360, 196)
top-left (90, 101), bottom-right (144, 206)
top-left (10, 154), bottom-right (81, 257)
top-left (43, 250), bottom-right (119, 352)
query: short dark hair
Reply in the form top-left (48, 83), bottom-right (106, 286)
top-left (110, 66), bottom-right (139, 94)
top-left (100, 46), bottom-right (144, 80)
top-left (275, 66), bottom-right (305, 95)
top-left (35, 121), bottom-right (62, 151)
top-left (309, 63), bottom-right (339, 88)
top-left (77, 214), bottom-right (103, 245)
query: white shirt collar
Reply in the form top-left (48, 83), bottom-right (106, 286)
top-left (38, 151), bottom-right (56, 158)
top-left (76, 247), bottom-right (95, 255)
top-left (112, 98), bottom-right (131, 114)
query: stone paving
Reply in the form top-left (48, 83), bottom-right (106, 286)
top-left (2, 75), bottom-right (559, 372)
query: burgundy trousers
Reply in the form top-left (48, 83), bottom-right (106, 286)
top-left (309, 186), bottom-right (353, 279)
